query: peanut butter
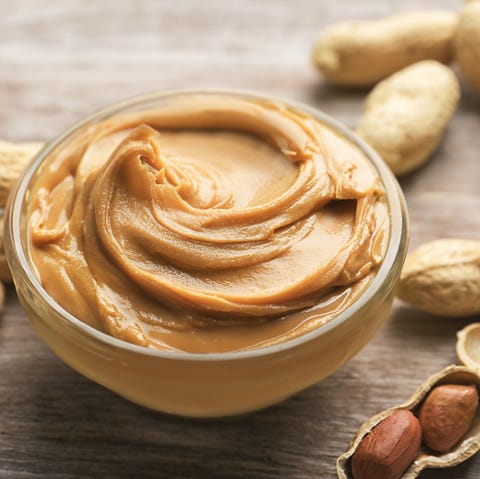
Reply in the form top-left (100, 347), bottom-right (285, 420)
top-left (28, 96), bottom-right (389, 353)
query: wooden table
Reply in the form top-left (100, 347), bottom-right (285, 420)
top-left (1, 1), bottom-right (479, 477)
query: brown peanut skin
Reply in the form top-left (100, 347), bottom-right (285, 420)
top-left (351, 409), bottom-right (422, 479)
top-left (419, 384), bottom-right (479, 453)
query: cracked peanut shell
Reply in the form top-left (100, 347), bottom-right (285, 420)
top-left (337, 365), bottom-right (480, 479)
top-left (457, 323), bottom-right (480, 373)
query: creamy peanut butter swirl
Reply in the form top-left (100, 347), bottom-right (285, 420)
top-left (29, 96), bottom-right (389, 352)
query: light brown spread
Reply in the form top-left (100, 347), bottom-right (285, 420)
top-left (28, 95), bottom-right (389, 353)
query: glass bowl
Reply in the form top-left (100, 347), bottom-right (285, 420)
top-left (4, 89), bottom-right (408, 417)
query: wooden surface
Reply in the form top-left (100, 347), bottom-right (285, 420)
top-left (1, 1), bottom-right (479, 477)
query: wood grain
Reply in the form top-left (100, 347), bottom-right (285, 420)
top-left (1, 0), bottom-right (479, 477)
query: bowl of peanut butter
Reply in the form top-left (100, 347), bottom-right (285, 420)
top-left (4, 89), bottom-right (408, 416)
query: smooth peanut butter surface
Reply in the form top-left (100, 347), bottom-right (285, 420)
top-left (28, 96), bottom-right (389, 353)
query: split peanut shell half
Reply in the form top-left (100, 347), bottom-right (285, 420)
top-left (337, 365), bottom-right (480, 479)
top-left (457, 323), bottom-right (480, 373)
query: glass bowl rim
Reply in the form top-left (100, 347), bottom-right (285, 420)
top-left (6, 87), bottom-right (408, 362)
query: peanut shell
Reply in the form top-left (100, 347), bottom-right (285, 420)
top-left (0, 140), bottom-right (44, 207)
top-left (311, 11), bottom-right (457, 86)
top-left (457, 323), bottom-right (480, 373)
top-left (456, 0), bottom-right (480, 92)
top-left (337, 365), bottom-right (480, 479)
top-left (355, 60), bottom-right (460, 176)
top-left (0, 216), bottom-right (11, 282)
top-left (397, 239), bottom-right (480, 317)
